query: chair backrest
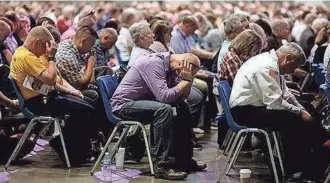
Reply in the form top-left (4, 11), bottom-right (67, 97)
top-left (217, 80), bottom-right (246, 131)
top-left (97, 75), bottom-right (121, 124)
top-left (8, 75), bottom-right (35, 119)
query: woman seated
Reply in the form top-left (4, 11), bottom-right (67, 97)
top-left (218, 29), bottom-right (264, 86)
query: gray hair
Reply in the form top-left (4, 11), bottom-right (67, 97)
top-left (312, 18), bottom-right (329, 32)
top-left (223, 13), bottom-right (248, 40)
top-left (277, 42), bottom-right (306, 64)
top-left (249, 22), bottom-right (266, 41)
top-left (129, 20), bottom-right (151, 43)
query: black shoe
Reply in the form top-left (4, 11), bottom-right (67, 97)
top-left (190, 159), bottom-right (207, 172)
top-left (154, 167), bottom-right (188, 180)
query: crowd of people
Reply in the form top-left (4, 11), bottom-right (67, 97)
top-left (1, 1), bottom-right (330, 182)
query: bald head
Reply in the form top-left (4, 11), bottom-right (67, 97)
top-left (304, 13), bottom-right (317, 26)
top-left (0, 20), bottom-right (11, 42)
top-left (99, 28), bottom-right (118, 50)
top-left (182, 53), bottom-right (200, 67)
top-left (99, 28), bottom-right (117, 38)
top-left (25, 26), bottom-right (54, 43)
top-left (24, 26), bottom-right (54, 57)
top-left (271, 19), bottom-right (289, 30)
top-left (271, 19), bottom-right (290, 40)
top-left (170, 53), bottom-right (201, 76)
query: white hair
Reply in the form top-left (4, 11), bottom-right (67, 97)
top-left (312, 18), bottom-right (329, 32)
top-left (129, 20), bottom-right (151, 43)
top-left (278, 42), bottom-right (306, 64)
top-left (223, 13), bottom-right (249, 40)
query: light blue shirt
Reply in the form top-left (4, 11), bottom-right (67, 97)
top-left (202, 28), bottom-right (221, 52)
top-left (217, 40), bottom-right (231, 72)
top-left (170, 26), bottom-right (193, 54)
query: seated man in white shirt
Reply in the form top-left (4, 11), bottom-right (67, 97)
top-left (229, 43), bottom-right (330, 181)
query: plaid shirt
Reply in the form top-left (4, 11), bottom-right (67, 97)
top-left (218, 49), bottom-right (243, 85)
top-left (94, 39), bottom-right (111, 67)
top-left (55, 41), bottom-right (85, 87)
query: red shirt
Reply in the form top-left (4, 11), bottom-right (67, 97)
top-left (218, 49), bottom-right (244, 86)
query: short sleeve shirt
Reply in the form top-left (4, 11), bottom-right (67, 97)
top-left (10, 47), bottom-right (47, 99)
top-left (55, 41), bottom-right (85, 87)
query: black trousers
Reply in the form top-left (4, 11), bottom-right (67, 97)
top-left (231, 105), bottom-right (330, 179)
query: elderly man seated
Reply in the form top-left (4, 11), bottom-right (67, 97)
top-left (229, 43), bottom-right (330, 181)
top-left (93, 28), bottom-right (118, 77)
top-left (10, 26), bottom-right (96, 164)
top-left (127, 20), bottom-right (155, 68)
top-left (111, 52), bottom-right (207, 180)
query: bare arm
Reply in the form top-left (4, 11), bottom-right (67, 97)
top-left (75, 55), bottom-right (95, 88)
top-left (36, 42), bottom-right (57, 85)
top-left (190, 47), bottom-right (216, 60)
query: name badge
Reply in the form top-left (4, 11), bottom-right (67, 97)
top-left (23, 76), bottom-right (50, 96)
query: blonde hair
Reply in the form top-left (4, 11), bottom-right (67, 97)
top-left (229, 30), bottom-right (263, 60)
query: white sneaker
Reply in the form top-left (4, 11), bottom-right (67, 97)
top-left (193, 128), bottom-right (204, 134)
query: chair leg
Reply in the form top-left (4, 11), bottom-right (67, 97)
top-left (263, 131), bottom-right (280, 183)
top-left (108, 127), bottom-right (129, 161)
top-left (231, 134), bottom-right (248, 166)
top-left (4, 119), bottom-right (37, 170)
top-left (55, 120), bottom-right (71, 169)
top-left (224, 131), bottom-right (236, 155)
top-left (219, 131), bottom-right (242, 182)
top-left (221, 129), bottom-right (232, 150)
top-left (137, 123), bottom-right (154, 175)
top-left (90, 123), bottom-right (121, 175)
top-left (324, 171), bottom-right (330, 183)
top-left (226, 134), bottom-right (246, 175)
top-left (272, 132), bottom-right (285, 177)
top-left (39, 121), bottom-right (53, 138)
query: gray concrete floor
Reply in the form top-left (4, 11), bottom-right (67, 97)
top-left (1, 130), bottom-right (276, 183)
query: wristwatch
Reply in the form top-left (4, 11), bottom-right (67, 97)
top-left (48, 57), bottom-right (55, 62)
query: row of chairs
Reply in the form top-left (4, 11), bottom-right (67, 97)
top-left (216, 80), bottom-right (285, 183)
top-left (4, 75), bottom-right (154, 176)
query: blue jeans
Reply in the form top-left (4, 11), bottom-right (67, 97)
top-left (114, 100), bottom-right (173, 167)
top-left (114, 100), bottom-right (193, 170)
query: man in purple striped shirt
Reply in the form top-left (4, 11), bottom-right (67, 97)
top-left (111, 52), bottom-right (206, 180)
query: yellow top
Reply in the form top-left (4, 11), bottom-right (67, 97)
top-left (10, 46), bottom-right (47, 99)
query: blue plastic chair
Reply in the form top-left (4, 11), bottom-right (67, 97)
top-left (5, 76), bottom-right (71, 169)
top-left (217, 80), bottom-right (284, 183)
top-left (90, 75), bottom-right (154, 175)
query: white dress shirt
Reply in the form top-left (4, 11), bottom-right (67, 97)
top-left (115, 27), bottom-right (134, 62)
top-left (127, 46), bottom-right (152, 69)
top-left (229, 50), bottom-right (304, 114)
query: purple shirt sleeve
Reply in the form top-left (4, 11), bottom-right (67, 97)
top-left (137, 60), bottom-right (181, 103)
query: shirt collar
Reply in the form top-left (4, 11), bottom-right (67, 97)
top-left (96, 39), bottom-right (107, 51)
top-left (175, 26), bottom-right (187, 38)
top-left (269, 49), bottom-right (279, 70)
